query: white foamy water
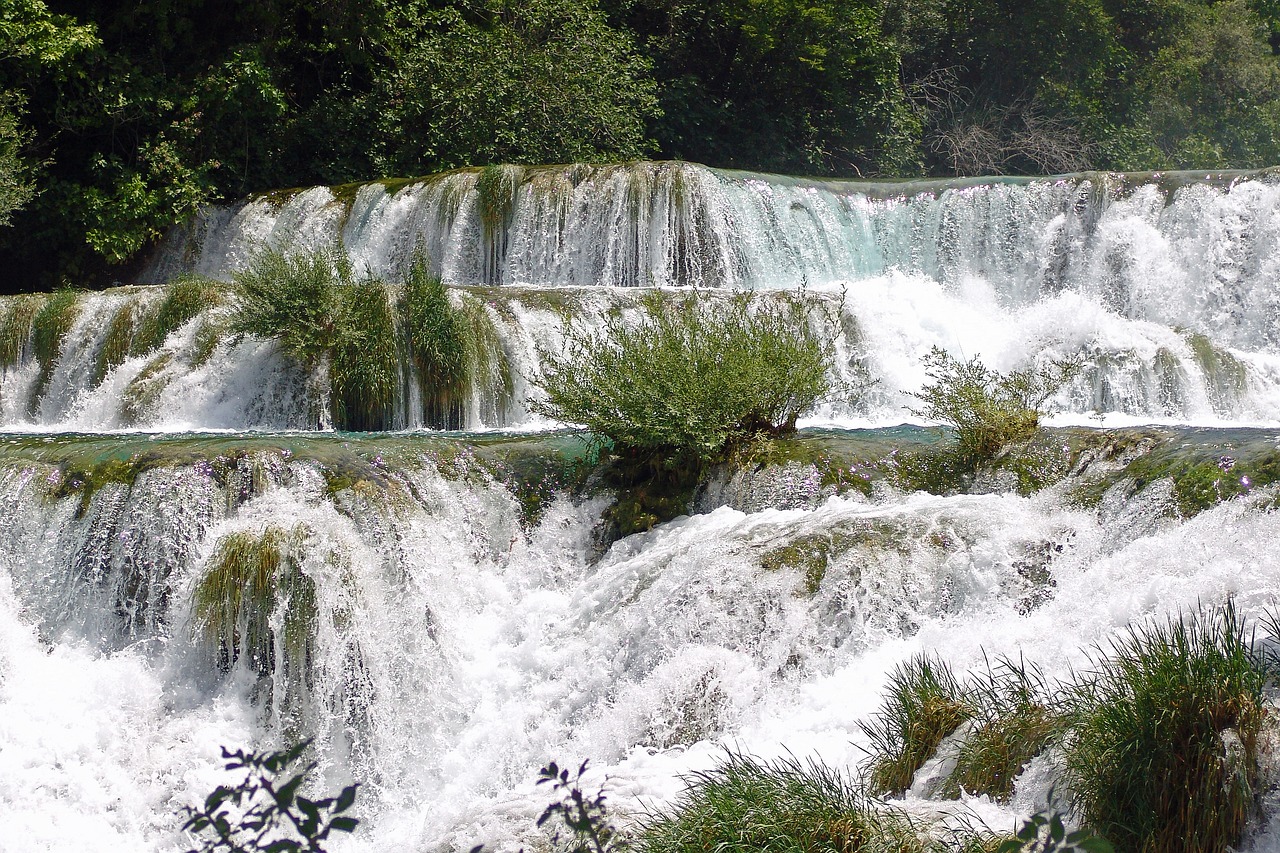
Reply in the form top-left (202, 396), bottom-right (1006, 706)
top-left (3, 161), bottom-right (1280, 852)
top-left (0, 443), bottom-right (1278, 851)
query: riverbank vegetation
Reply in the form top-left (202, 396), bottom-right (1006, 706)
top-left (6, 0), bottom-right (1280, 286)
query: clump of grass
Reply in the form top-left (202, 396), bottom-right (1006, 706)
top-left (940, 658), bottom-right (1061, 801)
top-left (119, 352), bottom-right (173, 424)
top-left (189, 317), bottom-right (225, 368)
top-left (92, 299), bottom-right (139, 386)
top-left (0, 294), bottom-right (42, 368)
top-left (476, 163), bottom-right (522, 232)
top-left (230, 247), bottom-right (351, 365)
top-left (535, 292), bottom-right (834, 465)
top-left (132, 274), bottom-right (222, 356)
top-left (637, 752), bottom-right (927, 853)
top-left (29, 288), bottom-right (82, 412)
top-left (400, 257), bottom-right (471, 429)
top-left (1061, 603), bottom-right (1265, 853)
top-left (860, 654), bottom-right (973, 798)
top-left (192, 525), bottom-right (318, 677)
top-left (332, 280), bottom-right (398, 431)
top-left (910, 347), bottom-right (1079, 466)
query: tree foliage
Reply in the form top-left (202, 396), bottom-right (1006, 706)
top-left (5, 0), bottom-right (1280, 285)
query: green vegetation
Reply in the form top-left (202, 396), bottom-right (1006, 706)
top-left (400, 259), bottom-right (471, 430)
top-left (534, 292), bottom-right (835, 534)
top-left (638, 752), bottom-right (928, 853)
top-left (192, 525), bottom-right (318, 677)
top-left (1061, 604), bottom-right (1265, 853)
top-left (182, 740), bottom-right (359, 853)
top-left (120, 352), bottom-right (173, 424)
top-left (0, 293), bottom-right (41, 367)
top-left (940, 660), bottom-right (1059, 801)
top-left (91, 299), bottom-right (138, 386)
top-left (230, 249), bottom-right (351, 365)
top-left (9, 0), bottom-right (1280, 284)
top-left (996, 813), bottom-right (1113, 853)
top-left (331, 280), bottom-right (397, 431)
top-left (29, 287), bottom-right (80, 411)
top-left (859, 654), bottom-right (972, 797)
top-left (132, 275), bottom-right (223, 356)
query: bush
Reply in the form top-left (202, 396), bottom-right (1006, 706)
top-left (1060, 603), bottom-right (1266, 853)
top-left (941, 658), bottom-right (1061, 801)
top-left (533, 292), bottom-right (834, 465)
top-left (859, 654), bottom-right (972, 798)
top-left (637, 752), bottom-right (926, 853)
top-left (909, 348), bottom-right (1079, 465)
top-left (182, 740), bottom-right (358, 853)
top-left (229, 248), bottom-right (351, 365)
top-left (399, 258), bottom-right (471, 430)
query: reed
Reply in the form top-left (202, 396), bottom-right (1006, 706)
top-left (92, 299), bottom-right (139, 386)
top-left (400, 258), bottom-right (471, 429)
top-left (331, 280), bottom-right (398, 431)
top-left (29, 288), bottom-right (81, 413)
top-left (0, 293), bottom-right (41, 368)
top-left (132, 274), bottom-right (222, 356)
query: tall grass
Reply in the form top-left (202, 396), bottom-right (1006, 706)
top-left (230, 248), bottom-right (351, 365)
top-left (1061, 603), bottom-right (1265, 853)
top-left (132, 274), bottom-right (222, 356)
top-left (92, 299), bottom-right (139, 386)
top-left (29, 288), bottom-right (81, 412)
top-left (860, 654), bottom-right (973, 798)
top-left (399, 258), bottom-right (471, 429)
top-left (637, 752), bottom-right (928, 853)
top-left (534, 292), bottom-right (833, 465)
top-left (940, 658), bottom-right (1060, 801)
top-left (0, 293), bottom-right (42, 368)
top-left (192, 525), bottom-right (318, 677)
top-left (332, 280), bottom-right (398, 431)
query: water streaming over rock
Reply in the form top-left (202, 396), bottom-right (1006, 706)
top-left (3, 162), bottom-right (1280, 852)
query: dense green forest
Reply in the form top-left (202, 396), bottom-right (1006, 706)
top-left (3, 0), bottom-right (1280, 287)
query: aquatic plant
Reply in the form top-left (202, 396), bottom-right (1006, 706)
top-left (132, 274), bottom-right (222, 356)
top-left (910, 348), bottom-right (1079, 465)
top-left (1060, 603), bottom-right (1265, 853)
top-left (940, 658), bottom-right (1060, 801)
top-left (996, 812), bottom-right (1113, 853)
top-left (29, 287), bottom-right (82, 412)
top-left (637, 752), bottom-right (927, 853)
top-left (182, 740), bottom-right (358, 853)
top-left (192, 525), bottom-right (318, 677)
top-left (332, 280), bottom-right (397, 431)
top-left (535, 760), bottom-right (629, 853)
top-left (534, 292), bottom-right (834, 465)
top-left (476, 163), bottom-right (521, 232)
top-left (399, 258), bottom-right (470, 429)
top-left (92, 298), bottom-right (139, 385)
top-left (860, 654), bottom-right (973, 798)
top-left (120, 352), bottom-right (173, 424)
top-left (0, 293), bottom-right (42, 368)
top-left (230, 248), bottom-right (351, 364)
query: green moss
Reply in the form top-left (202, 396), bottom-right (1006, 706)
top-left (332, 280), bottom-right (398, 431)
top-left (29, 288), bottom-right (82, 413)
top-left (760, 534), bottom-right (837, 596)
top-left (120, 352), bottom-right (173, 425)
top-left (47, 455), bottom-right (145, 518)
top-left (1125, 451), bottom-right (1280, 518)
top-left (132, 275), bottom-right (223, 356)
top-left (92, 299), bottom-right (140, 386)
top-left (192, 525), bottom-right (318, 678)
top-left (0, 294), bottom-right (41, 368)
top-left (1187, 332), bottom-right (1246, 412)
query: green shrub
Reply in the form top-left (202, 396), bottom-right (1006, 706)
top-left (192, 525), bottom-right (318, 677)
top-left (1061, 603), bottom-right (1265, 853)
top-left (0, 294), bottom-right (41, 368)
top-left (399, 258), bottom-right (471, 429)
top-left (941, 659), bottom-right (1061, 801)
top-left (860, 654), bottom-right (972, 798)
top-left (229, 248), bottom-right (351, 365)
top-left (132, 274), bottom-right (222, 356)
top-left (332, 280), bottom-right (397, 431)
top-left (182, 740), bottom-right (358, 853)
top-left (996, 812), bottom-right (1113, 853)
top-left (638, 752), bottom-right (926, 853)
top-left (534, 292), bottom-right (834, 465)
top-left (30, 288), bottom-right (82, 412)
top-left (910, 348), bottom-right (1079, 465)
top-left (92, 298), bottom-right (139, 386)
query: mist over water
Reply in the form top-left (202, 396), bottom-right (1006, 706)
top-left (3, 163), bottom-right (1280, 852)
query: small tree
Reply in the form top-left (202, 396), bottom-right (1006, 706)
top-left (533, 292), bottom-right (834, 466)
top-left (909, 347), bottom-right (1079, 464)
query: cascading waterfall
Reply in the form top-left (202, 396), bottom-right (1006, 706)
top-left (3, 161), bottom-right (1280, 853)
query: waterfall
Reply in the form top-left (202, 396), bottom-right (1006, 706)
top-left (3, 161), bottom-right (1280, 852)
